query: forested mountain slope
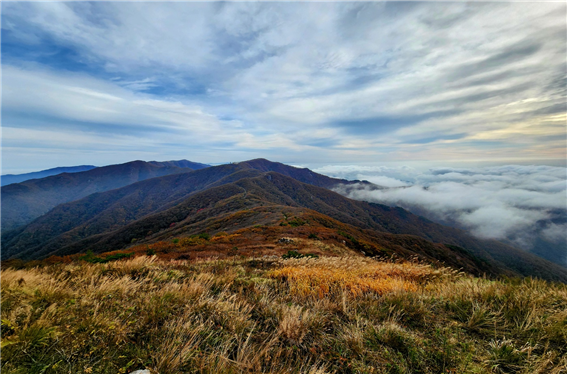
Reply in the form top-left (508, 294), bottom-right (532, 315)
top-left (1, 160), bottom-right (208, 230)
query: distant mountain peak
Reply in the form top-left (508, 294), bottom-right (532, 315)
top-left (1, 165), bottom-right (98, 186)
top-left (1, 158), bottom-right (210, 230)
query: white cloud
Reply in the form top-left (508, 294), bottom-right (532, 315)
top-left (2, 2), bottom-right (565, 166)
top-left (542, 223), bottom-right (567, 244)
top-left (2, 65), bottom-right (237, 138)
top-left (356, 175), bottom-right (409, 188)
top-left (325, 164), bottom-right (567, 265)
top-left (458, 206), bottom-right (546, 240)
top-left (1, 64), bottom-right (298, 172)
top-left (2, 2), bottom-right (566, 168)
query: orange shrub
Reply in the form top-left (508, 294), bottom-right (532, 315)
top-left (210, 233), bottom-right (241, 243)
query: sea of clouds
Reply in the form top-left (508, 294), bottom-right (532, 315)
top-left (314, 164), bottom-right (567, 266)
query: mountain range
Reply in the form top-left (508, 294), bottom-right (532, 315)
top-left (2, 158), bottom-right (566, 283)
top-left (1, 165), bottom-right (97, 186)
top-left (1, 159), bottom-right (209, 230)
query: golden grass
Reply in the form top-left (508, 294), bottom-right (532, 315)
top-left (268, 256), bottom-right (449, 298)
top-left (1, 255), bottom-right (566, 374)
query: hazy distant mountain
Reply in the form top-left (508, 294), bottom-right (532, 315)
top-left (148, 160), bottom-right (210, 170)
top-left (1, 165), bottom-right (97, 186)
top-left (1, 159), bottom-right (209, 231)
top-left (3, 159), bottom-right (566, 283)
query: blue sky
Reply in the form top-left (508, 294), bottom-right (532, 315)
top-left (1, 1), bottom-right (566, 173)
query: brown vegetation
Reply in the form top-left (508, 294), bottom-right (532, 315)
top-left (2, 252), bottom-right (565, 373)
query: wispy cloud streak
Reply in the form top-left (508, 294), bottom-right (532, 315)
top-left (1, 2), bottom-right (565, 169)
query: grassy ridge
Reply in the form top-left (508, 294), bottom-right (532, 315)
top-left (1, 255), bottom-right (566, 373)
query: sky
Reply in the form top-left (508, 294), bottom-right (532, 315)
top-left (1, 1), bottom-right (566, 174)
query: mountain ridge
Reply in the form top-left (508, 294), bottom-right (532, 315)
top-left (1, 165), bottom-right (97, 186)
top-left (1, 161), bottom-right (367, 259)
top-left (1, 159), bottom-right (209, 231)
top-left (3, 160), bottom-right (566, 283)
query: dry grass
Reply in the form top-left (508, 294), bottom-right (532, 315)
top-left (268, 256), bottom-right (452, 298)
top-left (1, 255), bottom-right (566, 374)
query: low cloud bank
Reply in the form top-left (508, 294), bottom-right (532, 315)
top-left (316, 164), bottom-right (567, 266)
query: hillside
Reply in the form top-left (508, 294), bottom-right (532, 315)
top-left (1, 159), bottom-right (208, 231)
top-left (3, 161), bottom-right (567, 283)
top-left (2, 252), bottom-right (565, 373)
top-left (4, 208), bottom-right (499, 278)
top-left (1, 165), bottom-right (97, 186)
top-left (1, 159), bottom-right (366, 259)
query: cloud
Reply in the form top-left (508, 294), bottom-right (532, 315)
top-left (542, 223), bottom-right (567, 244)
top-left (2, 2), bottom-right (566, 168)
top-left (459, 206), bottom-right (547, 240)
top-left (324, 164), bottom-right (567, 266)
top-left (1, 64), bottom-right (285, 172)
top-left (356, 176), bottom-right (409, 188)
top-left (2, 65), bottom-right (236, 139)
